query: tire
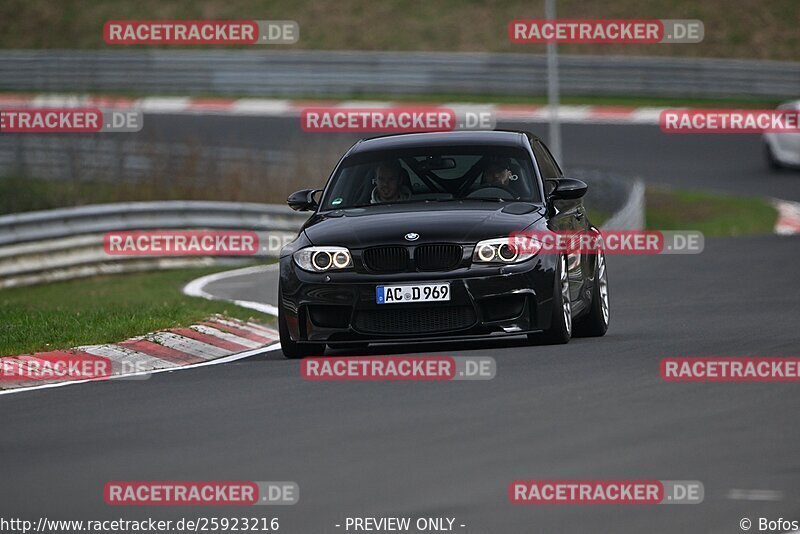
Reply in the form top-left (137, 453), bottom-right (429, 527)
top-left (278, 294), bottom-right (325, 359)
top-left (573, 250), bottom-right (609, 337)
top-left (765, 141), bottom-right (783, 170)
top-left (530, 254), bottom-right (572, 345)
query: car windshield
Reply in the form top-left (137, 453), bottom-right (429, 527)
top-left (319, 145), bottom-right (540, 210)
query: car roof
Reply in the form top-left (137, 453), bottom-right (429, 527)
top-left (349, 130), bottom-right (533, 154)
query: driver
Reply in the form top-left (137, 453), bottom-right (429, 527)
top-left (371, 161), bottom-right (412, 204)
top-left (482, 161), bottom-right (513, 187)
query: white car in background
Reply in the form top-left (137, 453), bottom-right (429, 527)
top-left (764, 100), bottom-right (800, 169)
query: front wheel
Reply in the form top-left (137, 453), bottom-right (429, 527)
top-left (530, 254), bottom-right (572, 345)
top-left (278, 294), bottom-right (325, 359)
top-left (573, 250), bottom-right (610, 337)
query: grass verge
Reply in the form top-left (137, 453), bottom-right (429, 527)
top-left (587, 209), bottom-right (611, 227)
top-left (0, 265), bottom-right (275, 356)
top-left (0, 0), bottom-right (798, 60)
top-left (646, 186), bottom-right (777, 236)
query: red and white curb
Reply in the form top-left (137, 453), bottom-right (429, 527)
top-left (0, 93), bottom-right (665, 125)
top-left (0, 314), bottom-right (280, 395)
top-left (773, 198), bottom-right (800, 235)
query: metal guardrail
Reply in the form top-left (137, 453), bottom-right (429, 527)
top-left (1, 50), bottom-right (798, 99)
top-left (601, 180), bottom-right (646, 231)
top-left (0, 201), bottom-right (307, 245)
top-left (571, 168), bottom-right (645, 231)
top-left (0, 136), bottom-right (292, 183)
top-left (0, 201), bottom-right (308, 288)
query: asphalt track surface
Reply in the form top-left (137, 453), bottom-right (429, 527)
top-left (143, 114), bottom-right (800, 201)
top-left (2, 118), bottom-right (800, 534)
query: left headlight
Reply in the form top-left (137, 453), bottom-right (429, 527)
top-left (472, 237), bottom-right (539, 264)
top-left (293, 246), bottom-right (353, 272)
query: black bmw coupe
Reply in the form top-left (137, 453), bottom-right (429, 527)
top-left (278, 130), bottom-right (609, 358)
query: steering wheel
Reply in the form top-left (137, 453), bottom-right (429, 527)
top-left (465, 185), bottom-right (518, 200)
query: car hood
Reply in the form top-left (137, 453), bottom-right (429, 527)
top-left (302, 202), bottom-right (545, 248)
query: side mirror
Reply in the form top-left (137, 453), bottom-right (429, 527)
top-left (287, 189), bottom-right (321, 211)
top-left (546, 178), bottom-right (588, 200)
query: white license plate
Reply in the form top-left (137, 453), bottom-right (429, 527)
top-left (376, 283), bottom-right (450, 304)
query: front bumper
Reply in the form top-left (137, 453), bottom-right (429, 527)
top-left (279, 254), bottom-right (559, 344)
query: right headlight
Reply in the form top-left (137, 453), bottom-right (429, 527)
top-left (472, 237), bottom-right (540, 264)
top-left (293, 246), bottom-right (353, 272)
